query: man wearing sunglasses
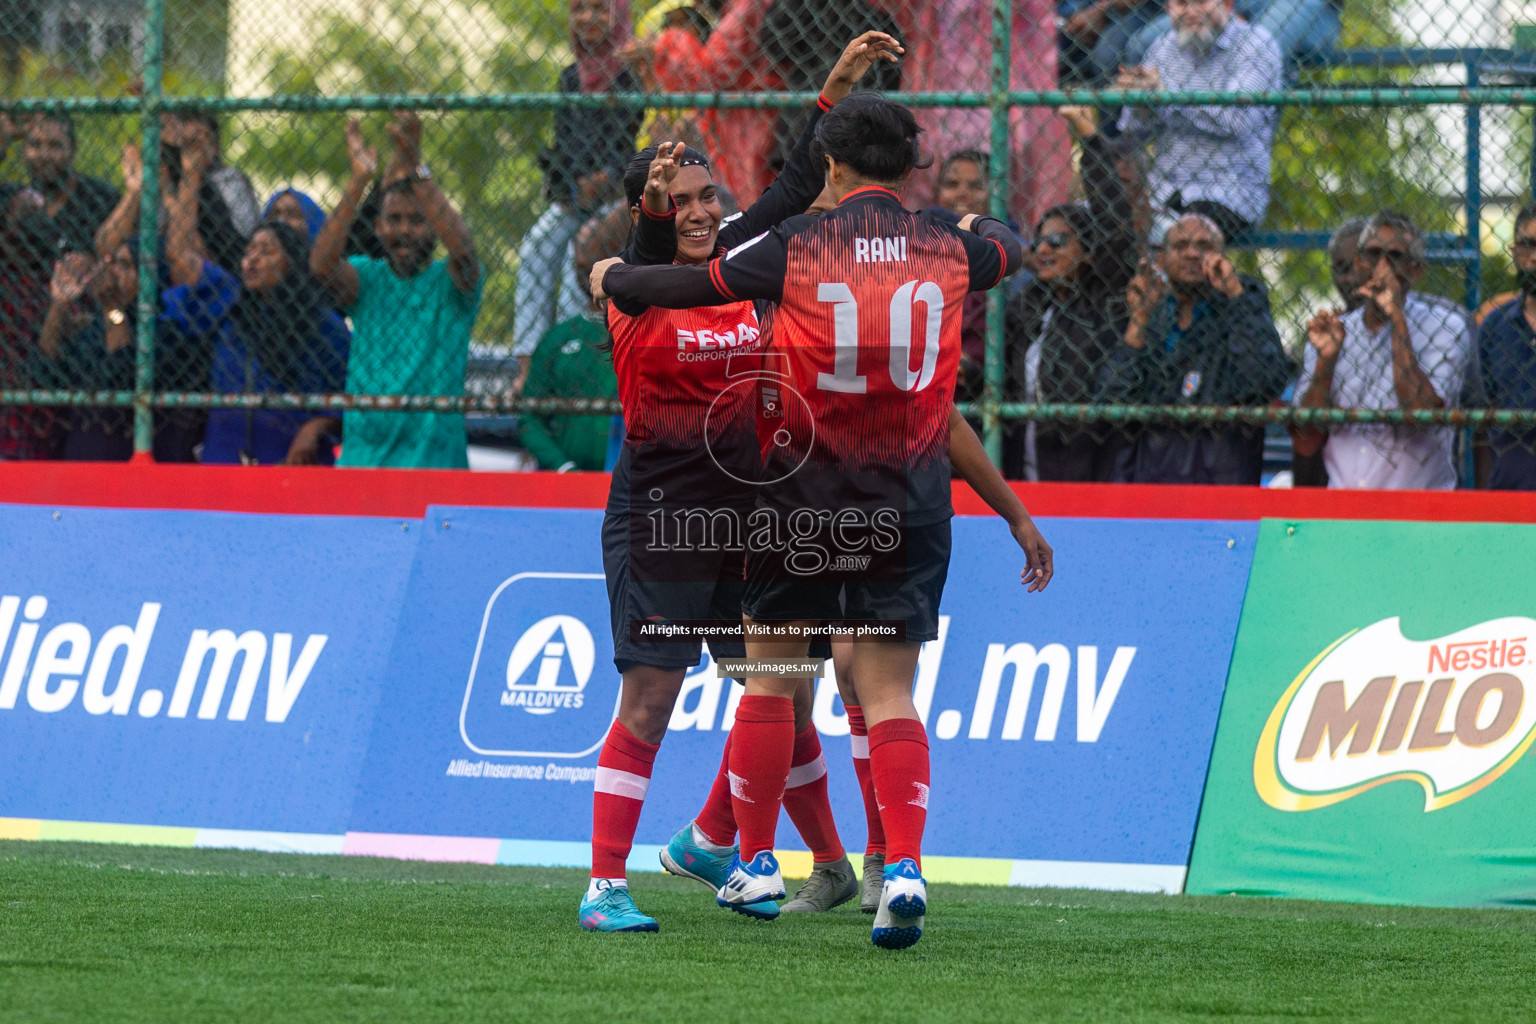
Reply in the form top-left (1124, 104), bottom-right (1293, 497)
top-left (1470, 205), bottom-right (1536, 489)
top-left (1292, 210), bottom-right (1472, 490)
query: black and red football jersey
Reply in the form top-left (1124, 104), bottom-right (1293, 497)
top-left (601, 100), bottom-right (830, 515)
top-left (605, 298), bottom-right (767, 511)
top-left (699, 186), bottom-right (1015, 523)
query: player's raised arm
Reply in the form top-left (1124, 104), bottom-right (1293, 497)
top-left (948, 406), bottom-right (1054, 592)
top-left (717, 32), bottom-right (904, 251)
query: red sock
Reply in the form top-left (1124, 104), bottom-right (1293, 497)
top-left (846, 705), bottom-right (885, 857)
top-left (868, 717), bottom-right (929, 869)
top-left (591, 721), bottom-right (659, 878)
top-left (694, 729), bottom-right (737, 847)
top-left (782, 724), bottom-right (845, 863)
top-left (728, 694), bottom-right (795, 859)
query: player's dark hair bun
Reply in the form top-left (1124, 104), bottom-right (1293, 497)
top-left (812, 94), bottom-right (930, 185)
top-left (623, 144), bottom-right (712, 208)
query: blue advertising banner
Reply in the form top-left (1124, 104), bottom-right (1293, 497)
top-left (0, 504), bottom-right (417, 837)
top-left (350, 506), bottom-right (1256, 890)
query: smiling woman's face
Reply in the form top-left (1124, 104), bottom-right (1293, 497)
top-left (671, 164), bottom-right (723, 264)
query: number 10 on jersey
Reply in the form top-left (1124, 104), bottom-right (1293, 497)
top-left (815, 281), bottom-right (945, 395)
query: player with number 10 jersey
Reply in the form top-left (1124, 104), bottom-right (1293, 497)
top-left (596, 94), bottom-right (1035, 950)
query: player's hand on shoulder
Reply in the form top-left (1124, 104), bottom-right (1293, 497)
top-left (1011, 516), bottom-right (1055, 593)
top-left (590, 256), bottom-right (625, 303)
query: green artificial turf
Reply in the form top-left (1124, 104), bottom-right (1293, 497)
top-left (2, 840), bottom-right (1534, 1023)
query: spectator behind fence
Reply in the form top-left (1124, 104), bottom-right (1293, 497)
top-left (519, 209), bottom-right (622, 472)
top-left (41, 142), bottom-right (235, 461)
top-left (1127, 0), bottom-right (1341, 65)
top-left (0, 113), bottom-right (119, 262)
top-left (0, 182), bottom-right (58, 459)
top-left (631, 0), bottom-right (779, 205)
top-left (880, 0), bottom-right (1070, 229)
top-left (931, 149), bottom-right (998, 402)
top-left (515, 0), bottom-right (642, 364)
top-left (1290, 215), bottom-right (1365, 486)
top-left (134, 117), bottom-right (248, 278)
top-left (1005, 107), bottom-right (1137, 481)
top-left (312, 114), bottom-right (482, 469)
top-left (163, 111), bottom-right (261, 241)
top-left (629, 0), bottom-right (714, 153)
top-left (1116, 0), bottom-right (1281, 243)
top-left (202, 222), bottom-right (351, 466)
top-left (263, 188), bottom-right (326, 241)
top-left (1470, 206), bottom-right (1536, 491)
top-left (1100, 212), bottom-right (1288, 483)
top-left (1292, 211), bottom-right (1470, 490)
top-left (1059, 0), bottom-right (1165, 85)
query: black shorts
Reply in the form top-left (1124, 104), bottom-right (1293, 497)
top-left (602, 510), bottom-right (748, 672)
top-left (742, 519), bottom-right (952, 644)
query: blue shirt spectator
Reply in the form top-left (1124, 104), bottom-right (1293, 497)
top-left (1474, 299), bottom-right (1536, 490)
top-left (203, 222), bottom-right (352, 465)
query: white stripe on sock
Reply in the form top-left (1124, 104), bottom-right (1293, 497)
top-left (594, 766), bottom-right (650, 800)
top-left (785, 753), bottom-right (828, 789)
top-left (850, 735), bottom-right (869, 759)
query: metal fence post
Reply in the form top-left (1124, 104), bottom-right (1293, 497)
top-left (132, 0), bottom-right (166, 460)
top-left (985, 0), bottom-right (1012, 466)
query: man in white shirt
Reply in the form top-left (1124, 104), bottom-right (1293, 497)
top-left (1116, 0), bottom-right (1282, 243)
top-left (1291, 211), bottom-right (1472, 490)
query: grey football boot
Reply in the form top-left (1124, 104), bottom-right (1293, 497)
top-left (780, 856), bottom-right (859, 913)
top-left (859, 852), bottom-right (886, 914)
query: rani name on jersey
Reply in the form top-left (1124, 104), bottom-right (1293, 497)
top-left (854, 236), bottom-right (908, 263)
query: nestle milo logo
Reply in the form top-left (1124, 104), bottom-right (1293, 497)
top-left (1254, 617), bottom-right (1536, 812)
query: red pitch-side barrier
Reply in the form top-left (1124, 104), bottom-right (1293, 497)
top-left (1, 461), bottom-right (1533, 522)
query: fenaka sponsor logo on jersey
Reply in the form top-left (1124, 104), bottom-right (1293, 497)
top-left (676, 324), bottom-right (760, 351)
top-left (1254, 616), bottom-right (1536, 812)
top-left (502, 614), bottom-right (595, 715)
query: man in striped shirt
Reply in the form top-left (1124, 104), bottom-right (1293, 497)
top-left (1115, 0), bottom-right (1282, 243)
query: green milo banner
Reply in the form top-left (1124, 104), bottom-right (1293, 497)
top-left (1188, 519), bottom-right (1536, 906)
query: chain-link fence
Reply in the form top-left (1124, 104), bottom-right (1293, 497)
top-left (0, 0), bottom-right (1533, 485)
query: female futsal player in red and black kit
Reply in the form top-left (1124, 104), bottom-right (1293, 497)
top-left (594, 94), bottom-right (1052, 948)
top-left (579, 31), bottom-right (904, 934)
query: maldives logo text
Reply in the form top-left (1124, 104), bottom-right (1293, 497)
top-left (503, 615), bottom-right (594, 715)
top-left (1254, 616), bottom-right (1536, 812)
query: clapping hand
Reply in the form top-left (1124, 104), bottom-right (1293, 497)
top-left (1306, 307), bottom-right (1345, 360)
top-left (821, 31), bottom-right (904, 105)
top-left (1115, 64), bottom-right (1161, 91)
top-left (121, 143), bottom-right (143, 192)
top-left (1056, 105), bottom-right (1098, 138)
top-left (345, 119), bottom-right (377, 181)
top-left (387, 110), bottom-right (423, 167)
top-left (49, 253), bottom-right (93, 307)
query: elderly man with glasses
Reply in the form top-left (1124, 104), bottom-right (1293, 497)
top-left (1291, 210), bottom-right (1472, 490)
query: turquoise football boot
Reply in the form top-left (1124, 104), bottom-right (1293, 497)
top-left (578, 882), bottom-right (659, 932)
